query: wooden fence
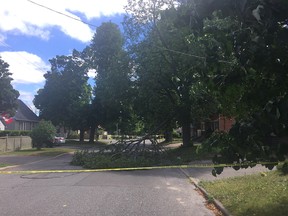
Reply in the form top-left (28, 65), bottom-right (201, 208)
top-left (0, 136), bottom-right (32, 152)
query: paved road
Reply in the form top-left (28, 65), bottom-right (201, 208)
top-left (0, 154), bottom-right (214, 216)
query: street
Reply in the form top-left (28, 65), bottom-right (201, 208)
top-left (0, 154), bottom-right (214, 216)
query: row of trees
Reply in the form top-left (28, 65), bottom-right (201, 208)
top-left (33, 0), bottom-right (288, 165)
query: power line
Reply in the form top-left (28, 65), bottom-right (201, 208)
top-left (26, 0), bottom-right (98, 28)
top-left (0, 41), bottom-right (49, 75)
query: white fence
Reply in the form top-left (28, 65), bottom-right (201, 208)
top-left (0, 136), bottom-right (32, 152)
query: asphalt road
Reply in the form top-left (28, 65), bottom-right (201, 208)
top-left (0, 154), bottom-right (214, 216)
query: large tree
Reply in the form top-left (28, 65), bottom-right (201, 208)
top-left (87, 22), bottom-right (134, 136)
top-left (34, 50), bottom-right (92, 137)
top-left (194, 0), bottom-right (288, 174)
top-left (125, 0), bottom-right (219, 146)
top-left (0, 56), bottom-right (19, 115)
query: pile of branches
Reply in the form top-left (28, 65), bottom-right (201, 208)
top-left (98, 135), bottom-right (167, 159)
top-left (71, 120), bottom-right (173, 168)
top-left (71, 136), bottom-right (169, 168)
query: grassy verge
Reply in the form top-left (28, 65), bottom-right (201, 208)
top-left (166, 145), bottom-right (213, 162)
top-left (200, 171), bottom-right (288, 216)
top-left (0, 148), bottom-right (74, 157)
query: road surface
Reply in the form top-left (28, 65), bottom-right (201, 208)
top-left (0, 154), bottom-right (214, 216)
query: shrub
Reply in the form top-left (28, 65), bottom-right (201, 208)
top-left (30, 120), bottom-right (56, 149)
top-left (277, 160), bottom-right (288, 175)
top-left (71, 150), bottom-right (164, 169)
top-left (71, 150), bottom-right (90, 166)
top-left (66, 132), bottom-right (79, 139)
top-left (172, 130), bottom-right (181, 138)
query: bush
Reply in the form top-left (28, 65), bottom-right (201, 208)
top-left (172, 130), bottom-right (181, 138)
top-left (71, 150), bottom-right (164, 169)
top-left (66, 132), bottom-right (79, 139)
top-left (277, 160), bottom-right (288, 175)
top-left (71, 150), bottom-right (90, 166)
top-left (30, 120), bottom-right (56, 149)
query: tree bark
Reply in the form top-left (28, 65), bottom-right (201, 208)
top-left (89, 125), bottom-right (96, 143)
top-left (164, 128), bottom-right (173, 143)
top-left (79, 129), bottom-right (85, 142)
top-left (182, 121), bottom-right (191, 147)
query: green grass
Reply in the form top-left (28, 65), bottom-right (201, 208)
top-left (200, 171), bottom-right (288, 216)
top-left (166, 145), bottom-right (213, 162)
top-left (159, 138), bottom-right (183, 145)
top-left (0, 148), bottom-right (74, 156)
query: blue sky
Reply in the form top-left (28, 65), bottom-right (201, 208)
top-left (0, 0), bottom-right (127, 113)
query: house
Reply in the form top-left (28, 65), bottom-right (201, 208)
top-left (1, 100), bottom-right (39, 131)
top-left (206, 114), bottom-right (235, 133)
top-left (0, 120), bottom-right (4, 130)
top-left (192, 114), bottom-right (235, 139)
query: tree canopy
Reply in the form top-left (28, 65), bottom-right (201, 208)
top-left (32, 0), bottom-right (288, 171)
top-left (124, 0), bottom-right (288, 170)
top-left (0, 56), bottom-right (19, 115)
top-left (87, 22), bottom-right (135, 134)
top-left (34, 50), bottom-right (92, 132)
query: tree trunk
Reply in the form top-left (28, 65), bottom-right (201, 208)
top-left (79, 129), bottom-right (85, 142)
top-left (89, 125), bottom-right (96, 143)
top-left (182, 121), bottom-right (191, 147)
top-left (164, 128), bottom-right (173, 143)
top-left (95, 128), bottom-right (99, 141)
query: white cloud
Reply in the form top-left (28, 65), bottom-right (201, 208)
top-left (65, 0), bottom-right (127, 19)
top-left (0, 51), bottom-right (49, 84)
top-left (0, 0), bottom-right (127, 42)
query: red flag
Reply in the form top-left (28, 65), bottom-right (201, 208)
top-left (1, 114), bottom-right (14, 124)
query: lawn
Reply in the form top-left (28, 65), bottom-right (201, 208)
top-left (200, 170), bottom-right (288, 216)
top-left (166, 145), bottom-right (214, 162)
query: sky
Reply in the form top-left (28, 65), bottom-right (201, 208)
top-left (0, 0), bottom-right (128, 113)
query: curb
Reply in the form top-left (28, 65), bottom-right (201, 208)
top-left (180, 168), bottom-right (231, 216)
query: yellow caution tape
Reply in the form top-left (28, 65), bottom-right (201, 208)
top-left (0, 162), bottom-right (278, 175)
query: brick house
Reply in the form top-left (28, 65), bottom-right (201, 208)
top-left (192, 114), bottom-right (235, 138)
top-left (207, 114), bottom-right (235, 132)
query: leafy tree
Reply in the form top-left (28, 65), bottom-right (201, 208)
top-left (0, 56), bottom-right (19, 115)
top-left (125, 0), bottom-right (219, 146)
top-left (131, 37), bottom-right (177, 141)
top-left (30, 120), bottom-right (56, 150)
top-left (87, 22), bottom-right (134, 136)
top-left (34, 50), bottom-right (92, 138)
top-left (196, 0), bottom-right (288, 174)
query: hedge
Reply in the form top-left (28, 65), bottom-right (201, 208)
top-left (0, 130), bottom-right (31, 137)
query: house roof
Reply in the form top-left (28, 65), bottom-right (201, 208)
top-left (13, 100), bottom-right (39, 122)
